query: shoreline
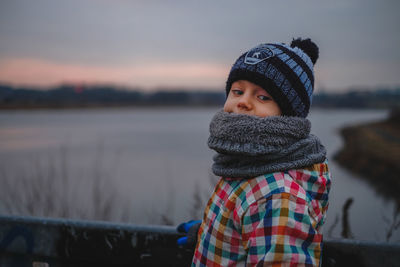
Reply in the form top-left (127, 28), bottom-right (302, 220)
top-left (0, 104), bottom-right (393, 111)
top-left (334, 109), bottom-right (400, 205)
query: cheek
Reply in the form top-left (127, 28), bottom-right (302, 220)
top-left (269, 104), bottom-right (282, 116)
top-left (257, 103), bottom-right (282, 117)
top-left (223, 103), bottom-right (231, 113)
top-left (223, 99), bottom-right (234, 112)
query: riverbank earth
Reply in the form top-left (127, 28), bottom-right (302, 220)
top-left (334, 109), bottom-right (400, 206)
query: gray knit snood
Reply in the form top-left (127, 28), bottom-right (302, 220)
top-left (208, 110), bottom-right (326, 178)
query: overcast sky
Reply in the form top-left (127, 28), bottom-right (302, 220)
top-left (0, 0), bottom-right (399, 92)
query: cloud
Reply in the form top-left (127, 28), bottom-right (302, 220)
top-left (0, 58), bottom-right (229, 89)
top-left (316, 59), bottom-right (400, 91)
top-left (1, 1), bottom-right (399, 90)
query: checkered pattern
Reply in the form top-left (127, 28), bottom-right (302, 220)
top-left (192, 160), bottom-right (331, 267)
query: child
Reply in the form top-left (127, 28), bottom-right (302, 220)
top-left (181, 38), bottom-right (331, 266)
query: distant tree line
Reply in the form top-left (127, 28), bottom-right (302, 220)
top-left (313, 89), bottom-right (400, 109)
top-left (0, 83), bottom-right (399, 109)
top-left (0, 84), bottom-right (225, 109)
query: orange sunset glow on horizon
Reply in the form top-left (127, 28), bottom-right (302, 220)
top-left (0, 58), bottom-right (229, 90)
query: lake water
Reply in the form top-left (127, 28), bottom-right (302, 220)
top-left (0, 107), bottom-right (398, 243)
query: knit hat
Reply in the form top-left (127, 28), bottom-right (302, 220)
top-left (225, 38), bottom-right (319, 118)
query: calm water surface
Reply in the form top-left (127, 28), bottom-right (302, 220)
top-left (0, 107), bottom-right (398, 242)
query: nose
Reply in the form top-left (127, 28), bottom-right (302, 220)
top-left (237, 93), bottom-right (252, 110)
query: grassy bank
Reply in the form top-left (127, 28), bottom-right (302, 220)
top-left (334, 109), bottom-right (400, 205)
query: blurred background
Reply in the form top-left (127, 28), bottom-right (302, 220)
top-left (0, 0), bottom-right (399, 243)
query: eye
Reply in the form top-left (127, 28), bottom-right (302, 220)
top-left (258, 95), bottom-right (272, 101)
top-left (232, 89), bottom-right (243, 96)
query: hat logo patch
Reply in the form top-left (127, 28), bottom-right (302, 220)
top-left (244, 46), bottom-right (274, 65)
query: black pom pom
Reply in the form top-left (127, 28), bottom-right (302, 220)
top-left (290, 38), bottom-right (319, 65)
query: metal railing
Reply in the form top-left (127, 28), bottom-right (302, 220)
top-left (1, 215), bottom-right (399, 267)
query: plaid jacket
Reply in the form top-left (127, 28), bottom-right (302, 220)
top-left (192, 161), bottom-right (331, 267)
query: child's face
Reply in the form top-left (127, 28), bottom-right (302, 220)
top-left (224, 80), bottom-right (282, 117)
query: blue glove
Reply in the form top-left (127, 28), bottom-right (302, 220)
top-left (176, 220), bottom-right (202, 247)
